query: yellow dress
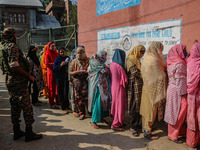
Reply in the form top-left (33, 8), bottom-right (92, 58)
top-left (40, 51), bottom-right (48, 96)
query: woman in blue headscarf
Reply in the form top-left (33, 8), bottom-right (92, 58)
top-left (88, 51), bottom-right (111, 129)
top-left (110, 49), bottom-right (128, 131)
top-left (53, 47), bottom-right (70, 114)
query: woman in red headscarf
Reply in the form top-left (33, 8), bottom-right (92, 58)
top-left (45, 41), bottom-right (59, 108)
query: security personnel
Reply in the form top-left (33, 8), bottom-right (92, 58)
top-left (0, 27), bottom-right (42, 142)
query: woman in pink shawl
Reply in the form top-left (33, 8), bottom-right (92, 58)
top-left (164, 44), bottom-right (188, 143)
top-left (186, 42), bottom-right (200, 150)
top-left (110, 49), bottom-right (128, 131)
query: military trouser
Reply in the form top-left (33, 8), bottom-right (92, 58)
top-left (9, 89), bottom-right (35, 126)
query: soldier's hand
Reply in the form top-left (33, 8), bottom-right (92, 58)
top-left (29, 75), bottom-right (35, 82)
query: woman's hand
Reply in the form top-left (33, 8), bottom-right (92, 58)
top-left (60, 61), bottom-right (66, 67)
top-left (81, 70), bottom-right (88, 74)
top-left (29, 75), bottom-right (35, 82)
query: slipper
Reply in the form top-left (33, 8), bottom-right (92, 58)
top-left (79, 115), bottom-right (85, 120)
top-left (90, 122), bottom-right (99, 129)
top-left (144, 134), bottom-right (159, 140)
top-left (111, 126), bottom-right (124, 131)
top-left (184, 144), bottom-right (197, 150)
top-left (129, 129), bottom-right (139, 137)
top-left (61, 110), bottom-right (68, 114)
top-left (168, 137), bottom-right (183, 144)
top-left (50, 105), bottom-right (60, 109)
top-left (73, 112), bottom-right (79, 117)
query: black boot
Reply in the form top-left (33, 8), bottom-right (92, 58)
top-left (25, 126), bottom-right (42, 142)
top-left (13, 124), bottom-right (25, 140)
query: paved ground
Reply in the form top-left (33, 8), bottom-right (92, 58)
top-left (0, 71), bottom-right (188, 150)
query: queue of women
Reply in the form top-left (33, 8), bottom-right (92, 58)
top-left (28, 40), bottom-right (200, 150)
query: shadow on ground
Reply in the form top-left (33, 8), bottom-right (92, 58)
top-left (0, 81), bottom-right (188, 150)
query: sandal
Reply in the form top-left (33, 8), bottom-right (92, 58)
top-left (111, 126), bottom-right (124, 131)
top-left (129, 129), bottom-right (139, 137)
top-left (79, 115), bottom-right (85, 120)
top-left (184, 144), bottom-right (197, 150)
top-left (90, 122), bottom-right (99, 129)
top-left (73, 112), bottom-right (79, 117)
top-left (50, 105), bottom-right (60, 109)
top-left (62, 110), bottom-right (68, 114)
top-left (168, 137), bottom-right (183, 144)
top-left (144, 134), bottom-right (159, 140)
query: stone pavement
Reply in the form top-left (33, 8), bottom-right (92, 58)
top-left (0, 71), bottom-right (188, 150)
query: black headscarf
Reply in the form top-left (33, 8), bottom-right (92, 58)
top-left (27, 46), bottom-right (40, 66)
top-left (112, 49), bottom-right (126, 71)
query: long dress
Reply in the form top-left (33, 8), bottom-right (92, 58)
top-left (40, 51), bottom-right (48, 97)
top-left (110, 62), bottom-right (128, 128)
top-left (186, 42), bottom-right (200, 148)
top-left (69, 58), bottom-right (89, 115)
top-left (128, 65), bottom-right (143, 129)
top-left (88, 53), bottom-right (110, 123)
top-left (45, 43), bottom-right (59, 106)
top-left (140, 41), bottom-right (167, 136)
top-left (28, 58), bottom-right (44, 104)
top-left (164, 63), bottom-right (187, 140)
top-left (53, 55), bottom-right (69, 111)
top-left (68, 48), bottom-right (77, 112)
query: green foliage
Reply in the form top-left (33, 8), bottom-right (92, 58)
top-left (68, 4), bottom-right (77, 25)
top-left (39, 0), bottom-right (51, 9)
top-left (60, 3), bottom-right (77, 26)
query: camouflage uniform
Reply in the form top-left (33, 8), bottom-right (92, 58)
top-left (0, 33), bottom-right (34, 127)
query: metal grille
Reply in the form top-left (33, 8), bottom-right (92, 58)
top-left (16, 25), bottom-right (78, 54)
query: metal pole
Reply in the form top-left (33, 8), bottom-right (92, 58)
top-left (75, 24), bottom-right (78, 47)
top-left (74, 25), bottom-right (76, 47)
top-left (29, 31), bottom-right (32, 46)
top-left (49, 28), bottom-right (52, 41)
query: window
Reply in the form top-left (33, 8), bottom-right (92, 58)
top-left (9, 13), bottom-right (26, 23)
top-left (22, 14), bottom-right (25, 23)
top-left (13, 14), bottom-right (17, 23)
top-left (9, 14), bottom-right (13, 23)
top-left (18, 14), bottom-right (21, 23)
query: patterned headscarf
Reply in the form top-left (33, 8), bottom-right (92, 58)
top-left (69, 45), bottom-right (85, 63)
top-left (2, 27), bottom-right (16, 43)
top-left (76, 46), bottom-right (87, 60)
top-left (96, 51), bottom-right (107, 63)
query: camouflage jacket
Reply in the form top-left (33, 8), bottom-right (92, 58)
top-left (0, 42), bottom-right (30, 94)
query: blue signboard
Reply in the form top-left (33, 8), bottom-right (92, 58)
top-left (97, 0), bottom-right (141, 16)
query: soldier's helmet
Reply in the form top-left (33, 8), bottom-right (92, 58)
top-left (2, 27), bottom-right (16, 43)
